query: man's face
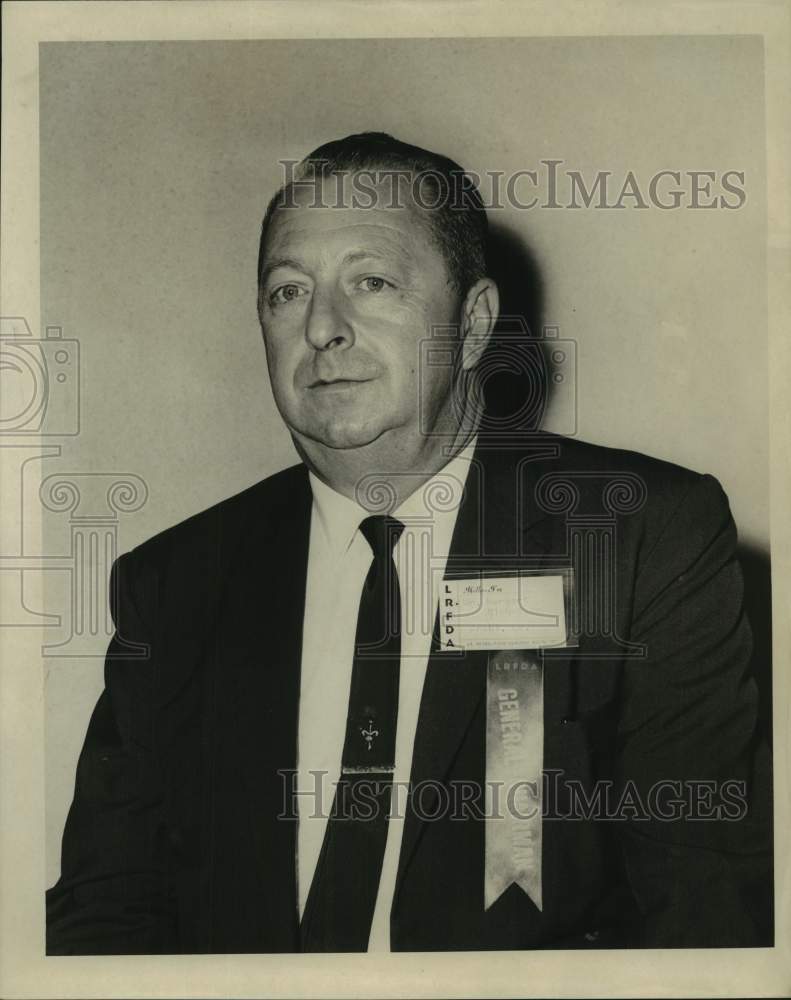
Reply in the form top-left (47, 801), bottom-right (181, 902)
top-left (258, 177), bottom-right (463, 453)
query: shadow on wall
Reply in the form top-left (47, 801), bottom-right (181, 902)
top-left (485, 223), bottom-right (774, 748)
top-left (480, 222), bottom-right (548, 431)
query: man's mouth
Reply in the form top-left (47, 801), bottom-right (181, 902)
top-left (308, 377), bottom-right (371, 389)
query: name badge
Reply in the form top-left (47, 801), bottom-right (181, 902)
top-left (441, 574), bottom-right (567, 651)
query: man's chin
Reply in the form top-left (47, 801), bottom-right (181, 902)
top-left (295, 420), bottom-right (388, 451)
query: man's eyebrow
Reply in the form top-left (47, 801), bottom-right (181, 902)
top-left (260, 245), bottom-right (416, 286)
top-left (259, 257), bottom-right (306, 286)
top-left (341, 247), bottom-right (414, 272)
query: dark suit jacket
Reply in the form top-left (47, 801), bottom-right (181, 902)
top-left (46, 433), bottom-right (772, 953)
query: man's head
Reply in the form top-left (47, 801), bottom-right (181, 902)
top-left (256, 132), bottom-right (499, 485)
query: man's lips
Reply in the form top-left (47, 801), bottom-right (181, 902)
top-left (306, 377), bottom-right (373, 389)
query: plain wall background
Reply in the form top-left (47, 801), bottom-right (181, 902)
top-left (39, 36), bottom-right (768, 885)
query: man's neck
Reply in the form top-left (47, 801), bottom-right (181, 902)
top-left (295, 425), bottom-right (478, 512)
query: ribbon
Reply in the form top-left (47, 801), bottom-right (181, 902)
top-left (484, 649), bottom-right (544, 911)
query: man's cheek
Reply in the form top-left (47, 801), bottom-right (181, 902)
top-left (267, 365), bottom-right (297, 412)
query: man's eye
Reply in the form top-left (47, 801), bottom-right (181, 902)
top-left (358, 276), bottom-right (390, 293)
top-left (269, 284), bottom-right (305, 305)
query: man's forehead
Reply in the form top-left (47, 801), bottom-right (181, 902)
top-left (264, 191), bottom-right (434, 261)
top-left (267, 215), bottom-right (416, 251)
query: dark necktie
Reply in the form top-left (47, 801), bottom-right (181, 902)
top-left (300, 514), bottom-right (405, 952)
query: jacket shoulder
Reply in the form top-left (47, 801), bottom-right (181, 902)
top-left (125, 462), bottom-right (309, 572)
top-left (538, 432), bottom-right (716, 505)
top-left (545, 433), bottom-right (703, 484)
top-left (519, 433), bottom-right (734, 551)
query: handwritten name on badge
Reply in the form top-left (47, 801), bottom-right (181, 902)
top-left (441, 575), bottom-right (566, 651)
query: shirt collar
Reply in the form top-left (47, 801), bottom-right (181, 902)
top-left (309, 469), bottom-right (370, 557)
top-left (308, 436), bottom-right (478, 558)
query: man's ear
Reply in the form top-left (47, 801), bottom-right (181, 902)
top-left (459, 278), bottom-right (500, 371)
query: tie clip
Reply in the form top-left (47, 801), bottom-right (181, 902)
top-left (341, 764), bottom-right (395, 775)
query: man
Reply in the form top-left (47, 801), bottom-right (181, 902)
top-left (47, 132), bottom-right (771, 953)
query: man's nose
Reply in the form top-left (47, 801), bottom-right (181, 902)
top-left (304, 287), bottom-right (353, 351)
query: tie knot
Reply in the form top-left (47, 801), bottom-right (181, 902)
top-left (359, 515), bottom-right (404, 559)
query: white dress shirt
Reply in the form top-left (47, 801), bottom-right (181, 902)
top-left (297, 439), bottom-right (476, 951)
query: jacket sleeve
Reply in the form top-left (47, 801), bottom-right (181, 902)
top-left (615, 472), bottom-right (772, 947)
top-left (46, 550), bottom-right (178, 954)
